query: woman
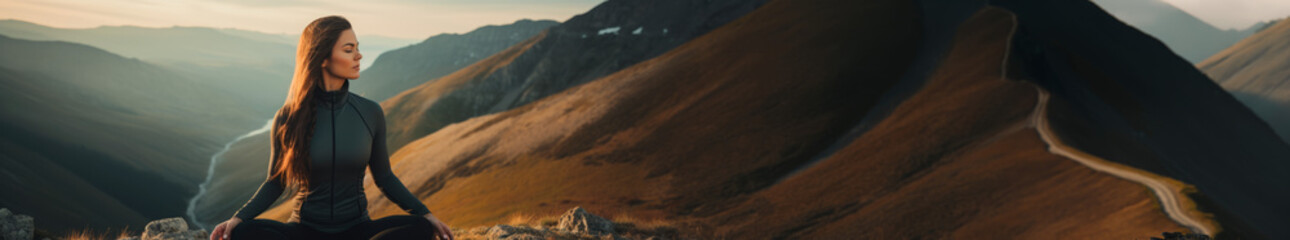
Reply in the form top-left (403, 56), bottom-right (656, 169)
top-left (208, 16), bottom-right (454, 240)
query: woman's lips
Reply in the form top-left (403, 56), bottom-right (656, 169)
top-left (353, 65), bottom-right (360, 70)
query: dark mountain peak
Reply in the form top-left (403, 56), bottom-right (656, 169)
top-left (556, 0), bottom-right (765, 39)
top-left (994, 0), bottom-right (1290, 237)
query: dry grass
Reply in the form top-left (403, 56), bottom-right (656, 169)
top-left (609, 214), bottom-right (679, 238)
top-left (57, 228), bottom-right (136, 240)
top-left (448, 211), bottom-right (680, 240)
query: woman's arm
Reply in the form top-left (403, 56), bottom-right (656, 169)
top-left (368, 107), bottom-right (432, 215)
top-left (231, 113), bottom-right (288, 220)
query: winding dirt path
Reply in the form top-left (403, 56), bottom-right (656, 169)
top-left (1029, 87), bottom-right (1218, 236)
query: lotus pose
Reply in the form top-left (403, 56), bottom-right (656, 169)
top-left (208, 16), bottom-right (454, 240)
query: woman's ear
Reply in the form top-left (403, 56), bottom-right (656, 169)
top-left (321, 59), bottom-right (329, 68)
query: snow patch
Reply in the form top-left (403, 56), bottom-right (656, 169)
top-left (631, 27), bottom-right (643, 35)
top-left (597, 26), bottom-right (621, 35)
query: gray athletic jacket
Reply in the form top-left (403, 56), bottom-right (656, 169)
top-left (233, 80), bottom-right (431, 233)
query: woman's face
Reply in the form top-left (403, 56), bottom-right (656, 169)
top-left (323, 29), bottom-right (362, 80)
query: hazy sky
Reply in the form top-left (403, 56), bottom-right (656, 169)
top-left (1162, 0), bottom-right (1290, 29)
top-left (0, 0), bottom-right (603, 39)
top-left (1, 0), bottom-right (1286, 39)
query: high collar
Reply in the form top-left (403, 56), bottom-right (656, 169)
top-left (315, 80), bottom-right (350, 110)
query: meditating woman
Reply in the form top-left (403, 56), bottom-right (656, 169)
top-left (208, 15), bottom-right (454, 240)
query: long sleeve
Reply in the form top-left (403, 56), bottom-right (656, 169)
top-left (368, 107), bottom-right (432, 216)
top-left (232, 114), bottom-right (287, 220)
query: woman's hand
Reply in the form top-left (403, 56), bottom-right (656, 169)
top-left (423, 213), bottom-right (454, 240)
top-left (209, 217), bottom-right (242, 240)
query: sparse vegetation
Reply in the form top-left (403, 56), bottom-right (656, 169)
top-left (54, 228), bottom-right (135, 240)
top-left (448, 209), bottom-right (682, 240)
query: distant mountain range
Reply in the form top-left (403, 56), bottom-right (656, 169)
top-left (0, 34), bottom-right (262, 232)
top-left (1199, 18), bottom-right (1290, 144)
top-left (1091, 0), bottom-right (1268, 63)
top-left (0, 19), bottom-right (418, 116)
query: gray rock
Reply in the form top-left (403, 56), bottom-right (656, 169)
top-left (556, 206), bottom-right (614, 235)
top-left (0, 208), bottom-right (35, 240)
top-left (139, 217), bottom-right (207, 240)
top-left (143, 217), bottom-right (187, 240)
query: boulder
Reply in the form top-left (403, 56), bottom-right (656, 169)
top-left (139, 217), bottom-right (207, 240)
top-left (556, 207), bottom-right (615, 235)
top-left (0, 208), bottom-right (35, 240)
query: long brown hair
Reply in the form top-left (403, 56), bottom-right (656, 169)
top-left (270, 16), bottom-right (352, 189)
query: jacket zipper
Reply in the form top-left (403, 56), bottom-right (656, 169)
top-left (330, 102), bottom-right (337, 221)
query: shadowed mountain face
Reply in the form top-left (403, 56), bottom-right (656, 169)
top-left (378, 0), bottom-right (772, 152)
top-left (1198, 19), bottom-right (1290, 143)
top-left (995, 0), bottom-right (1290, 238)
top-left (349, 19), bottom-right (559, 102)
top-left (0, 35), bottom-right (261, 233)
top-left (705, 8), bottom-right (1188, 238)
top-left (1090, 0), bottom-right (1263, 63)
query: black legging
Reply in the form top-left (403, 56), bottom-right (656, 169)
top-left (229, 215), bottom-right (437, 240)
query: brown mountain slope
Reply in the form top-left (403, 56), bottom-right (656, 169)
top-left (1198, 19), bottom-right (1290, 142)
top-left (259, 0), bottom-right (924, 228)
top-left (374, 0), bottom-right (771, 153)
top-left (380, 32), bottom-right (548, 153)
top-left (702, 8), bottom-right (1186, 239)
